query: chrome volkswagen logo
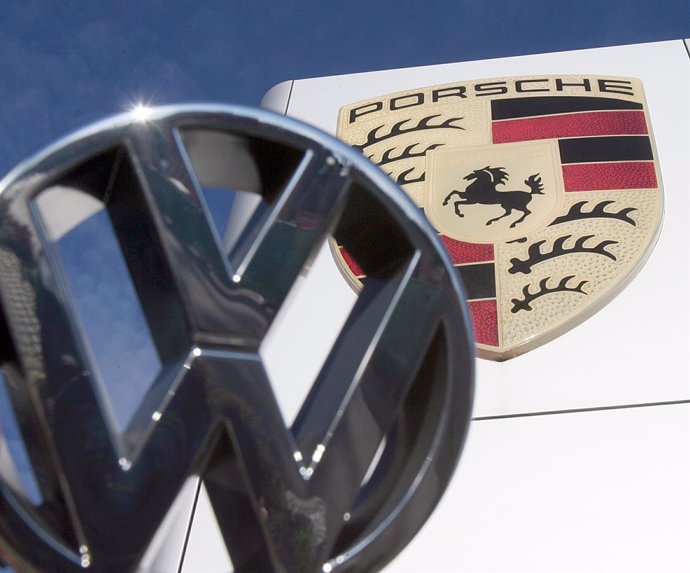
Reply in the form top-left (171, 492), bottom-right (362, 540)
top-left (0, 106), bottom-right (473, 572)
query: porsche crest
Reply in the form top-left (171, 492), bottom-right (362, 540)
top-left (337, 76), bottom-right (663, 360)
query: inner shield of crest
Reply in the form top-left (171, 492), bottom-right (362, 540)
top-left (425, 141), bottom-right (565, 244)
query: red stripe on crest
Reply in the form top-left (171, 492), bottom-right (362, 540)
top-left (338, 247), bottom-right (364, 277)
top-left (492, 110), bottom-right (648, 143)
top-left (469, 299), bottom-right (499, 347)
top-left (439, 235), bottom-right (494, 264)
top-left (562, 161), bottom-right (658, 192)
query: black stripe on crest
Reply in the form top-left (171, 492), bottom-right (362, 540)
top-left (492, 96), bottom-right (643, 120)
top-left (559, 136), bottom-right (654, 164)
top-left (456, 263), bottom-right (496, 300)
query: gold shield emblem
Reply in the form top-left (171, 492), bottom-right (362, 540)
top-left (337, 76), bottom-right (663, 360)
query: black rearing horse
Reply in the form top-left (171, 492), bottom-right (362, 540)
top-left (442, 166), bottom-right (544, 228)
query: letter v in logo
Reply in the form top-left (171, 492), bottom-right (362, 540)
top-left (0, 106), bottom-right (473, 572)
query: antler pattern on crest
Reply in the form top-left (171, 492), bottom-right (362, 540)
top-left (550, 200), bottom-right (638, 227)
top-left (508, 234), bottom-right (618, 274)
top-left (371, 143), bottom-right (444, 166)
top-left (511, 275), bottom-right (588, 313)
top-left (394, 167), bottom-right (426, 185)
top-left (353, 115), bottom-right (464, 151)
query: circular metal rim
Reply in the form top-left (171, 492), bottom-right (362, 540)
top-left (0, 104), bottom-right (475, 572)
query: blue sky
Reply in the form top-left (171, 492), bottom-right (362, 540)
top-left (0, 1), bottom-right (687, 177)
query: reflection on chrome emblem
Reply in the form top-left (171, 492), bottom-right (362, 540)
top-left (0, 106), bottom-right (473, 571)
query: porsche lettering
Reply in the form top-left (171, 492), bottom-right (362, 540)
top-left (348, 77), bottom-right (636, 123)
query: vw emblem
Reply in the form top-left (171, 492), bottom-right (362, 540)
top-left (0, 106), bottom-right (473, 571)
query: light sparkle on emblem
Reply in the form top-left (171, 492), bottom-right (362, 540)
top-left (130, 102), bottom-right (155, 123)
